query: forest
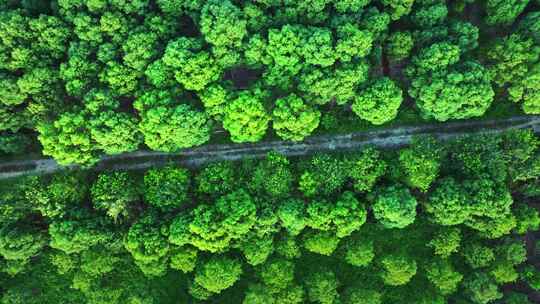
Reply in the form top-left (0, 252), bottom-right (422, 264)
top-left (0, 0), bottom-right (540, 165)
top-left (1, 130), bottom-right (540, 303)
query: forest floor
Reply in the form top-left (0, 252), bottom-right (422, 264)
top-left (1, 115), bottom-right (539, 180)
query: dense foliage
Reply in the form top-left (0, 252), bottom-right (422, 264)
top-left (1, 1), bottom-right (540, 165)
top-left (1, 130), bottom-right (540, 303)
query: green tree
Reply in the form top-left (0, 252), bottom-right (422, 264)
top-left (343, 239), bottom-right (375, 267)
top-left (223, 88), bottom-right (270, 143)
top-left (272, 94), bottom-right (321, 141)
top-left (91, 171), bottom-right (139, 221)
top-left (124, 213), bottom-right (170, 277)
top-left (0, 221), bottom-right (46, 263)
top-left (379, 254), bottom-right (417, 286)
top-left (162, 37), bottom-right (222, 91)
top-left (304, 268), bottom-right (339, 304)
top-left (299, 154), bottom-right (348, 197)
top-left (385, 31), bottom-right (414, 61)
top-left (194, 256), bottom-right (243, 294)
top-left (428, 227), bottom-right (461, 258)
top-left (485, 0), bottom-right (530, 25)
top-left (196, 161), bottom-right (236, 196)
top-left (347, 147), bottom-right (387, 192)
top-left (143, 166), bottom-right (191, 211)
top-left (278, 198), bottom-right (307, 236)
top-left (249, 152), bottom-right (294, 198)
top-left (170, 246), bottom-right (198, 273)
top-left (425, 259), bottom-right (463, 295)
top-left (463, 272), bottom-right (502, 304)
top-left (341, 288), bottom-right (381, 304)
top-left (303, 230), bottom-right (340, 256)
top-left (397, 136), bottom-right (442, 191)
top-left (372, 185), bottom-right (417, 229)
top-left (258, 258), bottom-right (295, 291)
top-left (352, 77), bottom-right (403, 125)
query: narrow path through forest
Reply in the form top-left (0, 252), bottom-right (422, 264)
top-left (1, 115), bottom-right (540, 180)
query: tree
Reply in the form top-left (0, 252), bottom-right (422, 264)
top-left (379, 254), bottom-right (417, 286)
top-left (352, 77), bottom-right (403, 125)
top-left (258, 258), bottom-right (295, 291)
top-left (91, 171), bottom-right (139, 221)
top-left (381, 0), bottom-right (415, 20)
top-left (195, 161), bottom-right (236, 196)
top-left (428, 227), bottom-right (461, 258)
top-left (485, 34), bottom-right (540, 114)
top-left (409, 61), bottom-right (494, 121)
top-left (0, 221), bottom-right (46, 263)
top-left (143, 166), bottom-right (191, 211)
top-left (347, 147), bottom-right (387, 192)
top-left (385, 31), bottom-right (414, 61)
top-left (124, 213), bottom-right (170, 277)
top-left (341, 288), bottom-right (381, 304)
top-left (89, 111), bottom-right (142, 155)
top-left (249, 152), bottom-right (294, 198)
top-left (170, 246), bottom-right (198, 273)
top-left (397, 136), bottom-right (442, 191)
top-left (303, 230), bottom-right (340, 255)
top-left (514, 204), bottom-right (540, 234)
top-left (372, 185), bottom-right (417, 229)
top-left (37, 111), bottom-right (100, 166)
top-left (299, 154), bottom-right (348, 197)
top-left (49, 216), bottom-right (113, 254)
top-left (463, 243), bottom-right (495, 269)
top-left (272, 94), bottom-right (321, 141)
top-left (298, 62), bottom-right (369, 105)
top-left (304, 268), bottom-right (339, 304)
top-left (278, 198), bottom-right (307, 236)
top-left (343, 239), bottom-right (375, 267)
top-left (425, 177), bottom-right (471, 225)
top-left (425, 259), bottom-right (463, 295)
top-left (137, 103), bottom-right (210, 152)
top-left (222, 88), bottom-right (270, 143)
top-left (194, 256), bottom-right (243, 294)
top-left (463, 273), bottom-right (503, 304)
top-left (485, 0), bottom-right (530, 25)
top-left (162, 37), bottom-right (222, 91)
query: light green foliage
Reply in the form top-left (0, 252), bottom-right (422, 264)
top-left (486, 34), bottom-right (540, 114)
top-left (425, 259), bottom-right (463, 295)
top-left (278, 198), bottom-right (307, 236)
top-left (428, 227), bottom-right (461, 258)
top-left (223, 88), bottom-right (270, 142)
top-left (124, 213), bottom-right (170, 277)
top-left (398, 136), bottom-right (442, 191)
top-left (381, 0), bottom-right (415, 20)
top-left (335, 23), bottom-right (373, 62)
top-left (239, 233), bottom-right (274, 266)
top-left (49, 217), bottom-right (112, 254)
top-left (410, 2), bottom-right (447, 27)
top-left (162, 37), bottom-right (222, 91)
top-left (463, 273), bottom-right (502, 304)
top-left (485, 0), bottom-right (530, 25)
top-left (344, 239), bottom-right (375, 267)
top-left (514, 204), bottom-right (540, 234)
top-left (143, 166), bottom-right (191, 210)
top-left (304, 268), bottom-right (339, 304)
top-left (200, 0), bottom-right (247, 49)
top-left (258, 258), bottom-right (295, 291)
top-left (250, 152), bottom-right (293, 197)
top-left (170, 246), bottom-right (198, 273)
top-left (197, 83), bottom-right (230, 119)
top-left (136, 101), bottom-right (210, 152)
top-left (122, 32), bottom-right (159, 72)
top-left (275, 234), bottom-right (302, 259)
top-left (386, 31), bottom-right (413, 61)
top-left (409, 61), bottom-right (494, 121)
top-left (170, 189), bottom-right (256, 252)
top-left (306, 192), bottom-right (367, 237)
top-left (194, 256), bottom-right (242, 294)
top-left (379, 254), bottom-right (417, 286)
top-left (341, 288), bottom-right (381, 304)
top-left (408, 42), bottom-right (461, 74)
top-left (372, 185), bottom-right (417, 229)
top-left (347, 147), bottom-right (387, 192)
top-left (0, 222), bottom-right (46, 263)
top-left (352, 77), bottom-right (403, 125)
top-left (272, 94), bottom-right (321, 141)
top-left (303, 230), bottom-right (340, 255)
top-left (25, 172), bottom-right (87, 219)
top-left (463, 243), bottom-right (495, 269)
top-left (91, 172), bottom-right (139, 221)
top-left (37, 111), bottom-right (99, 166)
top-left (298, 62), bottom-right (369, 105)
top-left (299, 154), bottom-right (348, 197)
top-left (89, 111), bottom-right (141, 155)
top-left (196, 161), bottom-right (236, 196)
